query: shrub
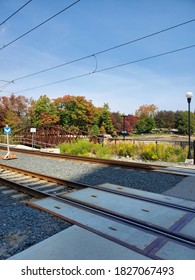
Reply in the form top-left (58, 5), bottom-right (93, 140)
top-left (58, 139), bottom-right (188, 163)
top-left (115, 142), bottom-right (138, 158)
top-left (140, 142), bottom-right (188, 162)
top-left (94, 144), bottom-right (113, 159)
top-left (58, 139), bottom-right (94, 156)
top-left (140, 143), bottom-right (158, 161)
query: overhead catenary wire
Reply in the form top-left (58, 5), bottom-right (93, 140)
top-left (12, 17), bottom-right (195, 82)
top-left (0, 80), bottom-right (14, 91)
top-left (0, 81), bottom-right (14, 91)
top-left (0, 0), bottom-right (80, 51)
top-left (14, 43), bottom-right (195, 94)
top-left (0, 0), bottom-right (32, 26)
top-left (95, 44), bottom-right (195, 73)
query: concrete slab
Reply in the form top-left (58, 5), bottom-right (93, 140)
top-left (155, 241), bottom-right (195, 260)
top-left (62, 188), bottom-right (187, 230)
top-left (163, 176), bottom-right (195, 201)
top-left (8, 226), bottom-right (150, 260)
top-left (11, 196), bottom-right (195, 260)
top-left (30, 197), bottom-right (158, 253)
top-left (179, 217), bottom-right (195, 237)
top-left (97, 183), bottom-right (195, 209)
top-left (156, 167), bottom-right (195, 176)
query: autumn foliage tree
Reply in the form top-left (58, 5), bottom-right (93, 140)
top-left (53, 95), bottom-right (95, 131)
top-left (0, 94), bottom-right (30, 131)
top-left (111, 112), bottom-right (122, 133)
top-left (135, 104), bottom-right (158, 134)
top-left (31, 95), bottom-right (59, 127)
top-left (135, 104), bottom-right (158, 119)
top-left (125, 114), bottom-right (137, 133)
top-left (1, 94), bottom-right (189, 137)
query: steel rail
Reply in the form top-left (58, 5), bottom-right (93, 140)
top-left (0, 167), bottom-right (194, 250)
top-left (91, 185), bottom-right (195, 213)
top-left (55, 195), bottom-right (195, 246)
top-left (0, 145), bottom-right (167, 171)
top-left (1, 145), bottom-right (195, 177)
top-left (0, 163), bottom-right (90, 189)
top-left (1, 163), bottom-right (195, 214)
top-left (0, 175), bottom-right (48, 199)
top-left (1, 163), bottom-right (195, 216)
top-left (27, 193), bottom-right (195, 249)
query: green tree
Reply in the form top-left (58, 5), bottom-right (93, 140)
top-left (177, 111), bottom-right (195, 134)
top-left (155, 110), bottom-right (175, 131)
top-left (136, 116), bottom-right (156, 134)
top-left (97, 103), bottom-right (114, 134)
top-left (89, 124), bottom-right (100, 136)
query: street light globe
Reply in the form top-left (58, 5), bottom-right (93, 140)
top-left (186, 91), bottom-right (193, 99)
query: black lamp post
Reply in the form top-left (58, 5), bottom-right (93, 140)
top-left (122, 115), bottom-right (127, 141)
top-left (186, 91), bottom-right (193, 159)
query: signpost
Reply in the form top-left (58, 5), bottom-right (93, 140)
top-left (30, 128), bottom-right (36, 149)
top-left (3, 126), bottom-right (17, 159)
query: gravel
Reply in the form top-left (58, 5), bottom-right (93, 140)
top-left (0, 151), bottom-right (184, 193)
top-left (0, 192), bottom-right (70, 260)
top-left (0, 151), bottom-right (185, 259)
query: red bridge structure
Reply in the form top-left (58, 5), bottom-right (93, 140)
top-left (13, 126), bottom-right (88, 148)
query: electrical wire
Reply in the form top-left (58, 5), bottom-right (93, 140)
top-left (12, 17), bottom-right (195, 82)
top-left (13, 55), bottom-right (92, 81)
top-left (0, 0), bottom-right (80, 51)
top-left (96, 44), bottom-right (195, 73)
top-left (14, 43), bottom-right (195, 94)
top-left (0, 0), bottom-right (32, 26)
top-left (0, 80), bottom-right (13, 91)
top-left (94, 18), bottom-right (195, 56)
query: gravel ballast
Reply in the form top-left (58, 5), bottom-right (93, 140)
top-left (0, 151), bottom-right (185, 259)
top-left (0, 193), bottom-right (70, 260)
top-left (0, 152), bottom-right (184, 193)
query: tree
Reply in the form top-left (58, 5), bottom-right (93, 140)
top-left (177, 111), bottom-right (195, 134)
top-left (155, 111), bottom-right (175, 131)
top-left (89, 124), bottom-right (100, 136)
top-left (0, 94), bottom-right (30, 131)
top-left (111, 112), bottom-right (122, 133)
top-left (174, 111), bottom-right (183, 131)
top-left (97, 103), bottom-right (114, 134)
top-left (136, 116), bottom-right (156, 134)
top-left (53, 95), bottom-right (95, 131)
top-left (125, 114), bottom-right (137, 133)
top-left (135, 104), bottom-right (158, 119)
top-left (31, 95), bottom-right (59, 127)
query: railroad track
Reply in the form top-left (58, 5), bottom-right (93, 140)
top-left (29, 190), bottom-right (195, 260)
top-left (0, 164), bottom-right (195, 259)
top-left (2, 145), bottom-right (195, 176)
top-left (0, 164), bottom-right (194, 211)
top-left (0, 164), bottom-right (87, 200)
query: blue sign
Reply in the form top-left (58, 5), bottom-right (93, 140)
top-left (4, 127), bottom-right (11, 135)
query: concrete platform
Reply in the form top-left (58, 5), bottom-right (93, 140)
top-left (163, 175), bottom-right (195, 201)
top-left (8, 226), bottom-right (150, 260)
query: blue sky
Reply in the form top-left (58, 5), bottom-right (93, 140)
top-left (0, 0), bottom-right (195, 114)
